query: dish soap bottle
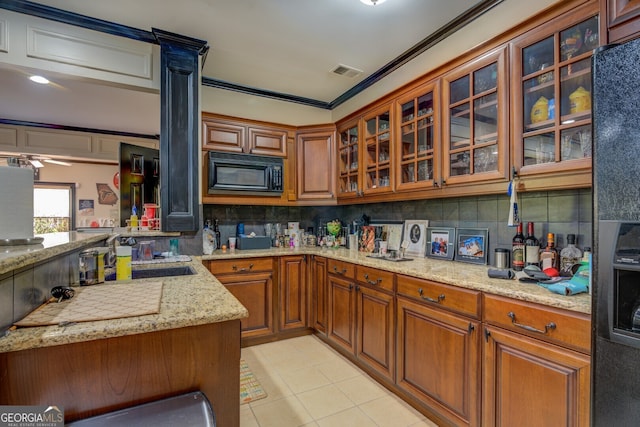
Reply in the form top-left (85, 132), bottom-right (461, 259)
top-left (130, 205), bottom-right (139, 228)
top-left (203, 219), bottom-right (216, 255)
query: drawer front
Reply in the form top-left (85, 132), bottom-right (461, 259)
top-left (483, 294), bottom-right (591, 354)
top-left (397, 275), bottom-right (481, 319)
top-left (356, 265), bottom-right (395, 292)
top-left (327, 259), bottom-right (355, 279)
top-left (208, 257), bottom-right (273, 275)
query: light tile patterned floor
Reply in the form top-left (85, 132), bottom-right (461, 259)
top-left (240, 335), bottom-right (440, 427)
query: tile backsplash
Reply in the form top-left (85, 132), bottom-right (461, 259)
top-left (203, 189), bottom-right (593, 265)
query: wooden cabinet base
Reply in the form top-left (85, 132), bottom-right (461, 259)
top-left (0, 321), bottom-right (241, 427)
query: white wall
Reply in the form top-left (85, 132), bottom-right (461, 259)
top-left (37, 162), bottom-right (120, 227)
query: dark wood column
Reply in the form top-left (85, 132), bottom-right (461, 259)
top-left (153, 29), bottom-right (208, 232)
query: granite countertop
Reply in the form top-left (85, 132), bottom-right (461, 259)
top-left (0, 232), bottom-right (110, 275)
top-left (203, 246), bottom-right (592, 315)
top-left (0, 259), bottom-right (248, 353)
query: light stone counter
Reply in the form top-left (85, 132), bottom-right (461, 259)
top-left (0, 231), bottom-right (109, 275)
top-left (203, 246), bottom-right (592, 315)
top-left (0, 259), bottom-right (248, 353)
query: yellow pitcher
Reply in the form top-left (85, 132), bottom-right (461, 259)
top-left (570, 86), bottom-right (591, 114)
top-left (530, 96), bottom-right (548, 124)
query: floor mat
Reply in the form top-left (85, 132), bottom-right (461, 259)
top-left (240, 359), bottom-right (267, 405)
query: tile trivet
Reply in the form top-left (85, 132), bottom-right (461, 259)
top-left (14, 281), bottom-right (163, 327)
top-left (240, 359), bottom-right (267, 405)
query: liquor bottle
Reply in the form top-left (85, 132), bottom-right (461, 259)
top-left (202, 219), bottom-right (215, 255)
top-left (560, 234), bottom-right (582, 275)
top-left (524, 222), bottom-right (540, 267)
top-left (512, 223), bottom-right (525, 271)
top-left (539, 232), bottom-right (559, 271)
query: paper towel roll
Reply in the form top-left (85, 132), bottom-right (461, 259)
top-left (0, 166), bottom-right (34, 240)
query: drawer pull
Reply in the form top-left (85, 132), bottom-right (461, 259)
top-left (333, 266), bottom-right (347, 275)
top-left (364, 273), bottom-right (382, 286)
top-left (507, 311), bottom-right (556, 334)
top-left (232, 263), bottom-right (254, 272)
top-left (418, 288), bottom-right (445, 304)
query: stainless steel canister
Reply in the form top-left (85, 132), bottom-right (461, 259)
top-left (494, 248), bottom-right (510, 269)
top-left (79, 249), bottom-right (100, 285)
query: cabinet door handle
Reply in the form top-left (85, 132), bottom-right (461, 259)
top-left (468, 323), bottom-right (475, 334)
top-left (348, 284), bottom-right (354, 291)
top-left (333, 266), bottom-right (347, 275)
top-left (364, 273), bottom-right (382, 286)
top-left (418, 288), bottom-right (445, 304)
top-left (507, 311), bottom-right (556, 335)
top-left (232, 263), bottom-right (254, 272)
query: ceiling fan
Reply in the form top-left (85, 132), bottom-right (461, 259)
top-left (0, 153), bottom-right (72, 168)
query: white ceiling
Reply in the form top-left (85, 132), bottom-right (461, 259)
top-left (0, 0), bottom-right (493, 137)
top-left (27, 0), bottom-right (483, 102)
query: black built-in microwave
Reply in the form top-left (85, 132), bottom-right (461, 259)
top-left (207, 151), bottom-right (283, 196)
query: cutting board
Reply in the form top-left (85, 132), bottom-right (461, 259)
top-left (15, 281), bottom-right (163, 327)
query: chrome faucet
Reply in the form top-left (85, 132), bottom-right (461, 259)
top-left (105, 234), bottom-right (120, 267)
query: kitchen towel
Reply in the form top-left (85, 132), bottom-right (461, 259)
top-left (0, 166), bottom-right (34, 240)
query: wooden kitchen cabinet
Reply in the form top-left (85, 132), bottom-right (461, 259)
top-left (206, 258), bottom-right (275, 340)
top-left (483, 293), bottom-right (591, 426)
top-left (279, 255), bottom-right (307, 331)
top-left (295, 125), bottom-right (337, 202)
top-left (607, 0), bottom-right (640, 43)
top-left (355, 266), bottom-right (395, 381)
top-left (337, 118), bottom-right (361, 198)
top-left (511, 4), bottom-right (599, 189)
top-left (483, 326), bottom-right (590, 427)
top-left (442, 46), bottom-right (509, 186)
top-left (309, 255), bottom-right (328, 334)
top-left (396, 281), bottom-right (481, 427)
top-left (362, 103), bottom-right (394, 194)
top-left (394, 80), bottom-right (440, 192)
top-left (327, 264), bottom-right (357, 354)
top-left (202, 112), bottom-right (292, 157)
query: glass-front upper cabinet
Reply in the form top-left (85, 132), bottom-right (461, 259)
top-left (512, 10), bottom-right (599, 175)
top-left (363, 104), bottom-right (393, 194)
top-left (337, 119), bottom-right (360, 197)
top-left (395, 80), bottom-right (439, 191)
top-left (442, 47), bottom-right (509, 185)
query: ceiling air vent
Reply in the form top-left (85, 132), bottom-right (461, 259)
top-left (331, 64), bottom-right (363, 78)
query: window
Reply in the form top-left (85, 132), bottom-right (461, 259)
top-left (33, 182), bottom-right (75, 234)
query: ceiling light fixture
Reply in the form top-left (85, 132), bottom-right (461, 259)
top-left (28, 159), bottom-right (44, 168)
top-left (360, 0), bottom-right (387, 5)
top-left (29, 75), bottom-right (50, 84)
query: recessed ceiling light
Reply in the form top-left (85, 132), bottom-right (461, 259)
top-left (360, 0), bottom-right (387, 5)
top-left (29, 75), bottom-right (50, 84)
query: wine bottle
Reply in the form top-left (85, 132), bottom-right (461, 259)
top-left (525, 222), bottom-right (540, 267)
top-left (512, 223), bottom-right (525, 271)
top-left (539, 232), bottom-right (559, 271)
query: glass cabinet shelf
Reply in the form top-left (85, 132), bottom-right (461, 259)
top-left (338, 122), bottom-right (360, 195)
top-left (518, 15), bottom-right (598, 168)
top-left (363, 107), bottom-right (392, 191)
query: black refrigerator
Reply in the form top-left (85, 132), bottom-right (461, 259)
top-left (592, 39), bottom-right (640, 425)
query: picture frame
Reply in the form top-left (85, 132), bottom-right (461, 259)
top-left (369, 220), bottom-right (404, 252)
top-left (455, 228), bottom-right (489, 265)
top-left (426, 227), bottom-right (456, 261)
top-left (359, 225), bottom-right (376, 253)
top-left (402, 220), bottom-right (429, 257)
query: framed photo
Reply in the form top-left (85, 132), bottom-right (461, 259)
top-left (402, 220), bottom-right (429, 257)
top-left (455, 228), bottom-right (489, 265)
top-left (359, 225), bottom-right (376, 253)
top-left (426, 227), bottom-right (456, 261)
top-left (369, 220), bottom-right (404, 252)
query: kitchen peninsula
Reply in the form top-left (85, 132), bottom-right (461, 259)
top-left (0, 232), bottom-right (248, 426)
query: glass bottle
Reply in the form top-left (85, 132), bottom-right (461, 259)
top-left (524, 222), bottom-right (540, 267)
top-left (512, 223), bottom-right (525, 271)
top-left (213, 218), bottom-right (221, 250)
top-left (560, 234), bottom-right (582, 275)
top-left (202, 219), bottom-right (215, 255)
top-left (539, 232), bottom-right (559, 271)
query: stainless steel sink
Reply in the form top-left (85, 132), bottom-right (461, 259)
top-left (131, 266), bottom-right (196, 279)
